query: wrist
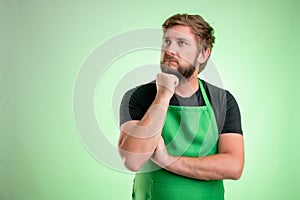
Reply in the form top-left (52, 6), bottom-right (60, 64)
top-left (153, 94), bottom-right (171, 107)
top-left (163, 155), bottom-right (177, 169)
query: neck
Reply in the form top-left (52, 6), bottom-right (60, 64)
top-left (175, 73), bottom-right (199, 98)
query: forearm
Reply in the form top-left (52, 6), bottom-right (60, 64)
top-left (118, 133), bottom-right (161, 171)
top-left (152, 134), bottom-right (244, 180)
top-left (163, 153), bottom-right (243, 180)
top-left (118, 97), bottom-right (169, 171)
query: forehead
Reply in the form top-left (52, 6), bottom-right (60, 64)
top-left (163, 25), bottom-right (198, 42)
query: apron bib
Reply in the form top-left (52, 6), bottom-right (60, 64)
top-left (132, 79), bottom-right (224, 200)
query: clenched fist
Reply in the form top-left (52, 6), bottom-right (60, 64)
top-left (156, 73), bottom-right (179, 100)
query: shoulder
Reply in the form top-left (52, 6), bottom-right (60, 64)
top-left (201, 80), bottom-right (227, 104)
top-left (120, 81), bottom-right (156, 126)
top-left (121, 80), bottom-right (156, 112)
top-left (202, 80), bottom-right (237, 104)
top-left (123, 80), bottom-right (156, 102)
top-left (201, 80), bottom-right (242, 135)
top-left (135, 80), bottom-right (157, 95)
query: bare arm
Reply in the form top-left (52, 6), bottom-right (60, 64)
top-left (118, 97), bottom-right (169, 171)
top-left (118, 73), bottom-right (178, 171)
top-left (151, 133), bottom-right (244, 180)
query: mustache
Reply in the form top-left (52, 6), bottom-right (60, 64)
top-left (163, 55), bottom-right (178, 63)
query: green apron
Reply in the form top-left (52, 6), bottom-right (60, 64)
top-left (132, 79), bottom-right (224, 200)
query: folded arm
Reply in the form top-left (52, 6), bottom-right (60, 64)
top-left (151, 133), bottom-right (244, 180)
top-left (118, 73), bottom-right (179, 171)
top-left (118, 97), bottom-right (168, 171)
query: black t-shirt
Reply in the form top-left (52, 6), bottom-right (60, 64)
top-left (120, 79), bottom-right (243, 135)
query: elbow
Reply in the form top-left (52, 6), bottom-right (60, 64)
top-left (229, 162), bottom-right (244, 180)
top-left (117, 135), bottom-right (153, 172)
top-left (231, 170), bottom-right (242, 180)
top-left (118, 148), bottom-right (147, 172)
top-left (120, 154), bottom-right (145, 172)
top-left (123, 158), bottom-right (142, 172)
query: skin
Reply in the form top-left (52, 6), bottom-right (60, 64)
top-left (118, 72), bottom-right (178, 171)
top-left (118, 25), bottom-right (244, 180)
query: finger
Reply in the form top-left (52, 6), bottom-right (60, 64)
top-left (156, 73), bottom-right (178, 90)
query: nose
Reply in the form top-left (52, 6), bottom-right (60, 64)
top-left (163, 42), bottom-right (177, 56)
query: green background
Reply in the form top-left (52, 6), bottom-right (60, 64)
top-left (1, 0), bottom-right (299, 199)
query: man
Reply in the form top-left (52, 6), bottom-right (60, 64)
top-left (118, 13), bottom-right (244, 200)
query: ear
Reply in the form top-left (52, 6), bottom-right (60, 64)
top-left (197, 48), bottom-right (211, 64)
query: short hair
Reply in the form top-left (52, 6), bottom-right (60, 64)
top-left (162, 13), bottom-right (215, 51)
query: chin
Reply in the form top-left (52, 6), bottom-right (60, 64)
top-left (161, 67), bottom-right (185, 81)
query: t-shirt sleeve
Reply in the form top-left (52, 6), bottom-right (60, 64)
top-left (119, 82), bottom-right (156, 127)
top-left (119, 87), bottom-right (146, 126)
top-left (221, 91), bottom-right (243, 134)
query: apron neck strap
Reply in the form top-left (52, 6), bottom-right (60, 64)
top-left (198, 78), bottom-right (212, 109)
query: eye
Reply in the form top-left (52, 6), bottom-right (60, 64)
top-left (178, 40), bottom-right (188, 47)
top-left (163, 38), bottom-right (171, 47)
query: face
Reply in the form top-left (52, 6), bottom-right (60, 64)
top-left (160, 25), bottom-right (201, 81)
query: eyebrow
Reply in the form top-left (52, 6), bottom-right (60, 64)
top-left (176, 37), bottom-right (189, 42)
top-left (163, 36), bottom-right (191, 42)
